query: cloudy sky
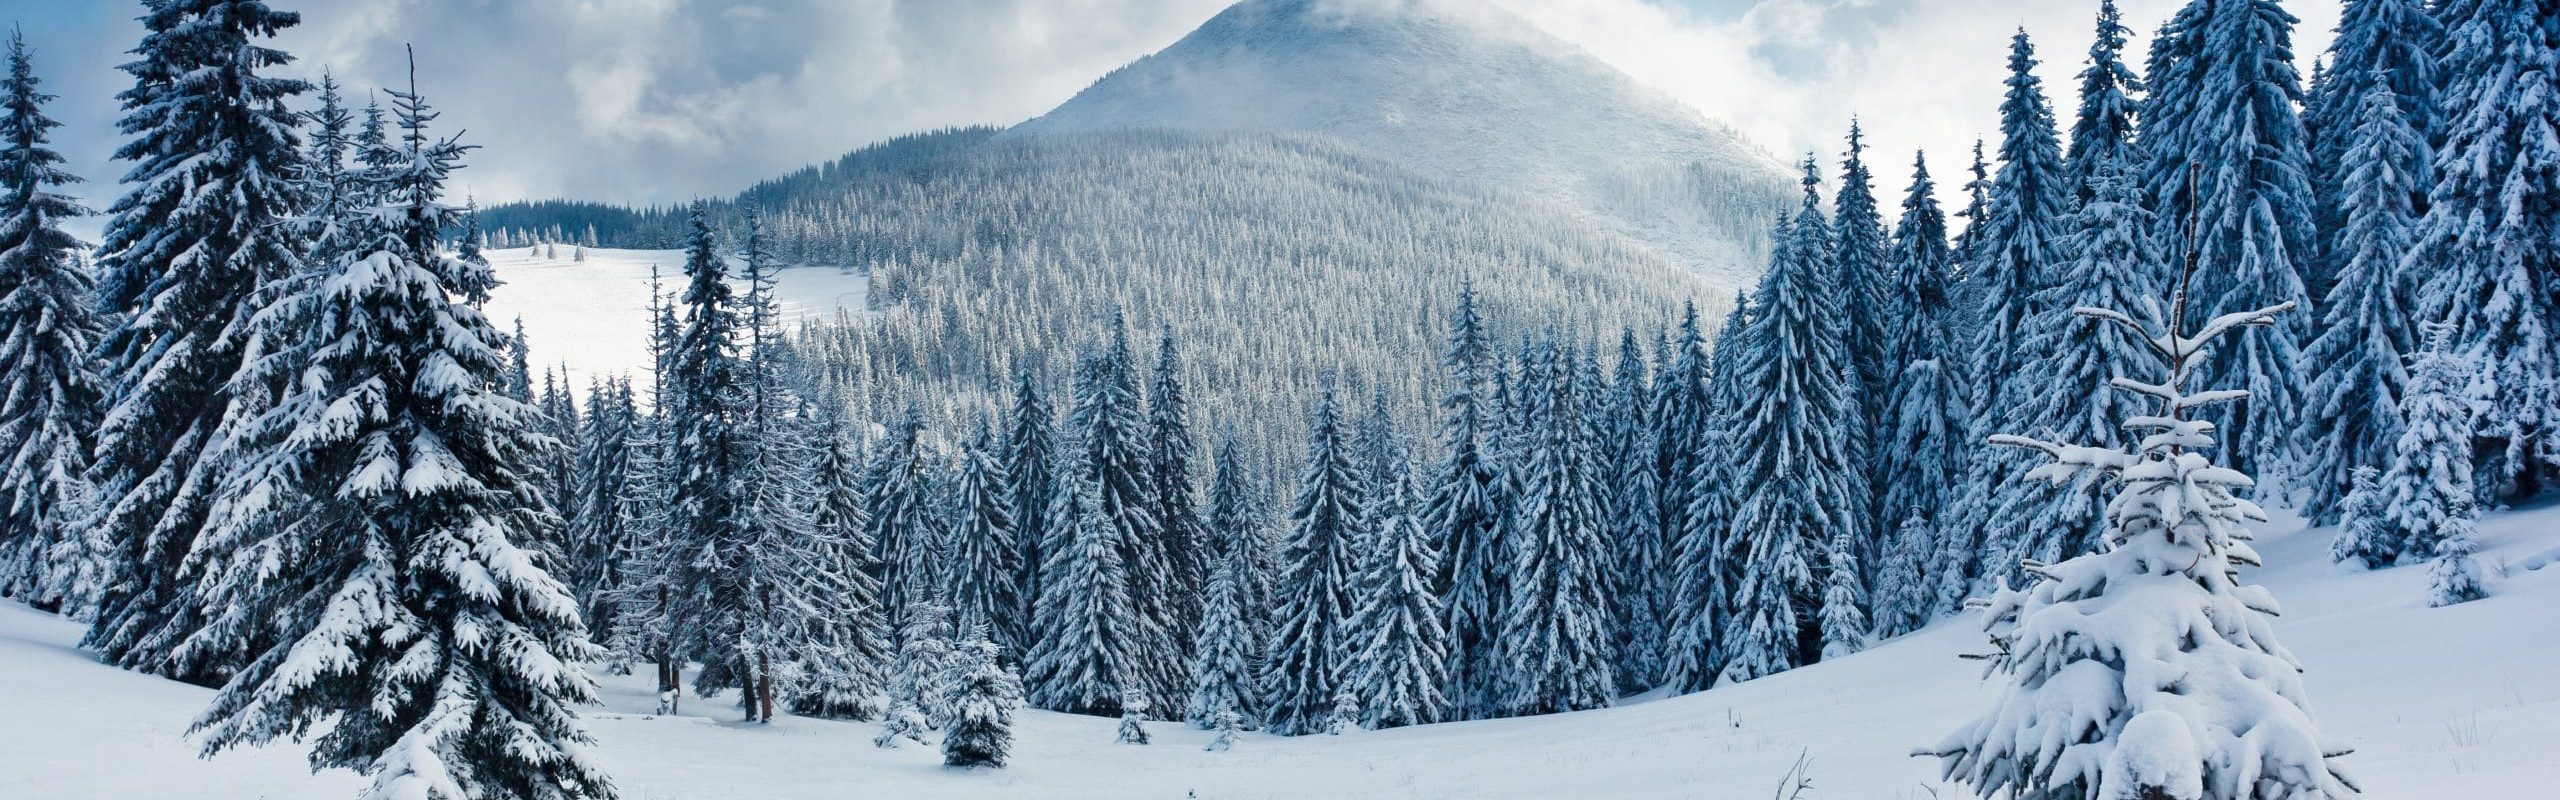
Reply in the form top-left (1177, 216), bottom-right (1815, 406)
top-left (5, 0), bottom-right (2339, 216)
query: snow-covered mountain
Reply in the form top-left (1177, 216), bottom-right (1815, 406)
top-left (1013, 0), bottom-right (1790, 285)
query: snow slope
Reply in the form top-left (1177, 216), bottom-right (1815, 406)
top-left (6, 503), bottom-right (2555, 798)
top-left (1010, 0), bottom-right (1791, 288)
top-left (478, 246), bottom-right (867, 391)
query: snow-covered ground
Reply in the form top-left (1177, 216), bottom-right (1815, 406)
top-left (479, 246), bottom-right (868, 391)
top-left (5, 502), bottom-right (2554, 798)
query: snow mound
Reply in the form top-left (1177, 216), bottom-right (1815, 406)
top-left (6, 502), bottom-right (2556, 798)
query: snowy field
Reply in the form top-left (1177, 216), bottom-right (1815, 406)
top-left (479, 246), bottom-right (868, 390)
top-left (5, 502), bottom-right (2554, 799)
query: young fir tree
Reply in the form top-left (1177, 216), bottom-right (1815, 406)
top-left (2383, 327), bottom-right (2492, 608)
top-left (1657, 301), bottom-right (1724, 692)
top-left (1600, 329), bottom-right (1664, 692)
top-left (939, 630), bottom-right (1020, 769)
top-left (1116, 690), bottom-right (1153, 744)
top-left (1347, 442), bottom-right (1448, 729)
top-left (187, 77), bottom-right (615, 800)
top-left (2063, 0), bottom-right (2142, 201)
top-left (1499, 334), bottom-right (1616, 715)
top-left (1186, 441), bottom-right (1265, 729)
top-left (1873, 152), bottom-right (1966, 634)
top-left (1264, 384), bottom-right (1365, 735)
top-left (0, 30), bottom-right (102, 611)
top-left (1025, 470), bottom-right (1142, 717)
top-left (1932, 294), bottom-right (2358, 799)
top-left (1427, 281), bottom-right (1507, 720)
top-left (1144, 326), bottom-right (1205, 643)
top-left (1981, 162), bottom-right (2161, 571)
top-left (2298, 84), bottom-right (2426, 526)
top-left (888, 601), bottom-right (962, 730)
top-left (1001, 369), bottom-right (1057, 644)
top-left (84, 0), bottom-right (309, 686)
top-left (866, 412), bottom-right (938, 631)
top-left (1953, 28), bottom-right (2074, 574)
top-left (786, 411), bottom-right (891, 720)
top-left (1065, 318), bottom-right (1182, 712)
top-left (1816, 528), bottom-right (1868, 658)
top-left (2407, 0), bottom-right (2560, 501)
top-left (942, 430), bottom-right (1022, 657)
top-left (565, 378), bottom-right (639, 637)
top-left (505, 316), bottom-right (534, 404)
top-left (2142, 0), bottom-right (2319, 478)
top-left (2330, 466), bottom-right (2393, 568)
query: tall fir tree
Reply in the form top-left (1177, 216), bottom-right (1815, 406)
top-left (2298, 84), bottom-right (2426, 525)
top-left (1186, 440), bottom-right (1266, 729)
top-left (2406, 0), bottom-right (2560, 500)
top-left (1065, 317), bottom-right (1182, 711)
top-left (1499, 334), bottom-right (1616, 714)
top-left (866, 412), bottom-right (938, 632)
top-left (1874, 151), bottom-right (1967, 633)
top-left (186, 77), bottom-right (614, 800)
top-left (1026, 465), bottom-right (1142, 716)
top-left (1346, 458), bottom-right (1447, 729)
top-left (1264, 384), bottom-right (1365, 735)
top-left (1428, 282), bottom-right (1506, 719)
top-left (787, 411), bottom-right (891, 720)
top-left (83, 0), bottom-right (309, 685)
top-left (2309, 0), bottom-right (2439, 294)
top-left (943, 430), bottom-right (1022, 657)
top-left (2064, 0), bottom-right (2143, 201)
top-left (565, 378), bottom-right (639, 639)
top-left (1833, 121), bottom-right (1892, 462)
top-left (1722, 159), bottom-right (1868, 681)
top-left (1144, 326), bottom-right (1205, 649)
top-left (1001, 368), bottom-right (1056, 637)
top-left (0, 30), bottom-right (102, 611)
top-left (661, 204), bottom-right (755, 710)
top-left (1598, 329), bottom-right (1664, 692)
top-left (1655, 301), bottom-right (1722, 692)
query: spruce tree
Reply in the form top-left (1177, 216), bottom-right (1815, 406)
top-left (1500, 334), bottom-right (1615, 713)
top-left (1064, 318), bottom-right (1181, 711)
top-left (1656, 301), bottom-right (1722, 692)
top-left (187, 78), bottom-right (614, 800)
top-left (787, 411), bottom-right (891, 720)
top-left (866, 412), bottom-right (938, 630)
top-left (1145, 326), bottom-right (1205, 643)
top-left (1347, 436), bottom-right (1447, 729)
top-left (1817, 528), bottom-right (1868, 658)
top-left (2331, 466), bottom-right (2394, 568)
top-left (0, 30), bottom-right (102, 611)
top-left (1722, 159), bottom-right (1867, 681)
top-left (2064, 0), bottom-right (2142, 200)
top-left (1833, 121), bottom-right (1892, 448)
top-left (565, 378), bottom-right (638, 637)
top-left (2382, 327), bottom-right (2492, 595)
top-left (1025, 472), bottom-right (1141, 716)
top-left (1001, 369), bottom-right (1056, 633)
top-left (2298, 84), bottom-right (2425, 525)
top-left (661, 205), bottom-right (754, 711)
top-left (1428, 282), bottom-right (1506, 720)
top-left (1264, 385), bottom-right (1364, 735)
top-left (1599, 329), bottom-right (1663, 691)
top-left (2309, 0), bottom-right (2439, 293)
top-left (84, 0), bottom-right (309, 685)
top-left (1874, 151), bottom-right (1965, 632)
top-left (943, 430), bottom-right (1022, 657)
top-left (2407, 0), bottom-right (2560, 500)
top-left (1186, 441), bottom-right (1265, 729)
top-left (1927, 299), bottom-right (2355, 800)
top-left (940, 630), bottom-right (1020, 769)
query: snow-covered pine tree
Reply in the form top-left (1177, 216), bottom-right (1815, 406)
top-left (1347, 442), bottom-right (1447, 729)
top-left (1945, 30), bottom-right (2072, 601)
top-left (1950, 139), bottom-right (1994, 292)
top-left (1001, 369), bottom-right (1056, 642)
top-left (531, 366), bottom-right (582, 568)
top-left (187, 75), bottom-right (614, 800)
top-left (2063, 0), bottom-right (2141, 201)
top-left (565, 378), bottom-right (638, 637)
top-left (1116, 690), bottom-right (1153, 744)
top-left (1722, 158), bottom-right (1868, 682)
top-left (1926, 296), bottom-right (2356, 800)
top-left (2309, 0), bottom-right (2438, 296)
top-left (867, 411), bottom-right (938, 630)
top-left (660, 204), bottom-right (758, 712)
top-left (1599, 329), bottom-right (1664, 692)
top-left (1873, 151), bottom-right (1966, 634)
top-left (1427, 281), bottom-right (1507, 720)
top-left (888, 601), bottom-right (962, 730)
top-left (0, 30), bottom-right (102, 612)
top-left (1025, 472), bottom-right (1142, 716)
top-left (2406, 0), bottom-right (2560, 501)
top-left (2330, 466), bottom-right (2394, 568)
top-left (1064, 317), bottom-right (1182, 712)
top-left (1980, 161), bottom-right (2161, 572)
top-left (943, 430), bottom-right (1021, 656)
top-left (1499, 333), bottom-right (1615, 714)
top-left (1186, 441), bottom-right (1265, 729)
top-left (2298, 84), bottom-right (2425, 525)
top-left (1657, 301), bottom-right (1725, 692)
top-left (1817, 528), bottom-right (1868, 658)
top-left (505, 316), bottom-right (535, 404)
top-left (785, 410), bottom-right (891, 720)
top-left (2142, 0), bottom-right (2319, 478)
top-left (83, 0), bottom-right (309, 685)
top-left (940, 630), bottom-right (1020, 769)
top-left (1145, 325), bottom-right (1205, 645)
top-left (290, 70), bottom-right (358, 263)
top-left (2382, 326), bottom-right (2491, 596)
top-left (1833, 121), bottom-right (1892, 455)
top-left (1264, 384), bottom-right (1365, 735)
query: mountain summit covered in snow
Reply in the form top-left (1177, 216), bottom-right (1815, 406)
top-left (1016, 0), bottom-right (1789, 282)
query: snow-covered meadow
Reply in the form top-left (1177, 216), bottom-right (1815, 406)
top-left (7, 502), bottom-right (2553, 799)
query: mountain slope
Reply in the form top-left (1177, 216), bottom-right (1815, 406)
top-left (1011, 0), bottom-right (1790, 285)
top-left (9, 503), bottom-right (2556, 797)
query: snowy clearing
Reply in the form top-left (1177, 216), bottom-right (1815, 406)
top-left (480, 246), bottom-right (868, 390)
top-left (5, 502), bottom-right (2553, 799)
